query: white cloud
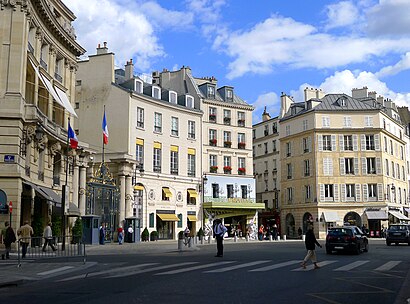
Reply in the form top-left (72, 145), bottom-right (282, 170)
top-left (139, 1), bottom-right (194, 29)
top-left (251, 92), bottom-right (280, 123)
top-left (366, 0), bottom-right (410, 37)
top-left (376, 52), bottom-right (410, 78)
top-left (324, 1), bottom-right (359, 30)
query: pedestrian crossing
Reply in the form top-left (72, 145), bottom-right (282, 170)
top-left (56, 259), bottom-right (406, 281)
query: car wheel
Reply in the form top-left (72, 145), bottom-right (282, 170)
top-left (386, 242), bottom-right (391, 246)
top-left (363, 241), bottom-right (369, 252)
top-left (354, 244), bottom-right (360, 255)
top-left (396, 242), bottom-right (399, 246)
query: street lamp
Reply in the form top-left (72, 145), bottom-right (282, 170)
top-left (201, 174), bottom-right (208, 230)
top-left (387, 184), bottom-right (396, 201)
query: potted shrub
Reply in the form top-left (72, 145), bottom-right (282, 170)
top-left (223, 166), bottom-right (232, 173)
top-left (209, 139), bottom-right (217, 146)
top-left (224, 141), bottom-right (232, 148)
top-left (197, 228), bottom-right (205, 240)
top-left (150, 230), bottom-right (159, 241)
top-left (238, 142), bottom-right (246, 149)
top-left (238, 167), bottom-right (246, 175)
top-left (71, 217), bottom-right (83, 244)
top-left (141, 227), bottom-right (149, 242)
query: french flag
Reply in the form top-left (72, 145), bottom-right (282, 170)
top-left (68, 121), bottom-right (78, 149)
top-left (102, 109), bottom-right (109, 145)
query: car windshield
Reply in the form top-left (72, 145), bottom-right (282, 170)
top-left (389, 225), bottom-right (407, 231)
top-left (328, 228), bottom-right (353, 236)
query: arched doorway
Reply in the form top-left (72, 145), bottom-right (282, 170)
top-left (344, 212), bottom-right (361, 227)
top-left (285, 213), bottom-right (295, 238)
top-left (302, 212), bottom-right (314, 234)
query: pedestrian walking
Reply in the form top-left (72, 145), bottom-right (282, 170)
top-left (301, 225), bottom-right (322, 269)
top-left (213, 219), bottom-right (227, 257)
top-left (258, 224), bottom-right (264, 241)
top-left (272, 223), bottom-right (278, 240)
top-left (117, 225), bottom-right (124, 245)
top-left (2, 221), bottom-right (16, 259)
top-left (99, 223), bottom-right (105, 245)
top-left (42, 222), bottom-right (57, 252)
top-left (17, 220), bottom-right (33, 259)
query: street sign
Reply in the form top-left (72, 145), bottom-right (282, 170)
top-left (9, 201), bottom-right (12, 213)
top-left (4, 155), bottom-right (15, 163)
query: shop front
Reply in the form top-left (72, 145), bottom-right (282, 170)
top-left (364, 209), bottom-right (388, 238)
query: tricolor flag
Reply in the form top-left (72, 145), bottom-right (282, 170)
top-left (68, 121), bottom-right (78, 149)
top-left (102, 109), bottom-right (109, 145)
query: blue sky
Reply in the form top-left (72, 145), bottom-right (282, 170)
top-left (63, 0), bottom-right (410, 123)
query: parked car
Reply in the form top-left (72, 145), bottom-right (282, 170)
top-left (325, 226), bottom-right (369, 254)
top-left (386, 224), bottom-right (410, 246)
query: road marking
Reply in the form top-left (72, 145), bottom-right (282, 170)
top-left (374, 261), bottom-right (402, 271)
top-left (38, 266), bottom-right (74, 276)
top-left (58, 263), bottom-right (158, 281)
top-left (106, 262), bottom-right (198, 278)
top-left (334, 260), bottom-right (369, 271)
top-left (250, 260), bottom-right (301, 272)
top-left (155, 261), bottom-right (235, 275)
top-left (204, 260), bottom-right (271, 273)
top-left (292, 260), bottom-right (337, 271)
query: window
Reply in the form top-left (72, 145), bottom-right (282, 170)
top-left (186, 95), bottom-right (194, 108)
top-left (152, 86), bottom-right (161, 99)
top-left (272, 122), bottom-right (277, 133)
top-left (212, 183), bottom-right (219, 198)
top-left (209, 107), bottom-right (217, 122)
top-left (287, 187), bottom-right (293, 202)
top-left (365, 116), bottom-right (373, 127)
top-left (224, 131), bottom-right (231, 147)
top-left (303, 120), bottom-right (308, 131)
top-left (171, 117), bottom-right (179, 136)
top-left (170, 149), bottom-right (178, 175)
top-left (208, 86), bottom-right (215, 98)
top-left (162, 187), bottom-right (171, 201)
top-left (345, 158), bottom-right (354, 174)
top-left (346, 184), bottom-right (355, 199)
top-left (134, 79), bottom-right (143, 93)
top-left (136, 139), bottom-right (144, 170)
top-left (305, 185), bottom-right (311, 200)
top-left (303, 137), bottom-right (310, 153)
top-left (343, 116), bottom-right (352, 127)
top-left (323, 158), bottom-right (333, 176)
top-left (264, 143), bottom-right (268, 154)
top-left (136, 107), bottom-right (144, 128)
top-left (286, 142), bottom-right (291, 156)
top-left (169, 91), bottom-right (177, 104)
top-left (227, 184), bottom-right (234, 198)
top-left (209, 129), bottom-right (217, 145)
top-left (188, 121), bottom-right (195, 139)
top-left (238, 133), bottom-right (245, 148)
top-left (390, 140), bottom-right (393, 154)
top-left (323, 135), bottom-right (331, 151)
top-left (365, 135), bottom-right (375, 150)
top-left (153, 144), bottom-right (161, 173)
top-left (226, 89), bottom-right (233, 100)
top-left (264, 125), bottom-right (269, 136)
top-left (241, 185), bottom-right (248, 199)
top-left (223, 109), bottom-right (231, 125)
top-left (304, 159), bottom-right (310, 176)
top-left (149, 213), bottom-right (154, 228)
top-left (285, 125), bottom-right (290, 136)
top-left (238, 112), bottom-right (245, 126)
top-left (344, 135), bottom-right (353, 151)
top-left (238, 157), bottom-right (245, 175)
top-left (385, 159), bottom-right (389, 176)
top-left (188, 154), bottom-right (195, 177)
top-left (368, 184), bottom-right (377, 199)
top-left (367, 157), bottom-right (376, 174)
top-left (224, 156), bottom-right (231, 168)
top-left (209, 155), bottom-right (217, 167)
top-left (324, 184), bottom-right (334, 199)
top-left (154, 112), bottom-right (162, 133)
top-left (322, 116), bottom-right (330, 127)
top-left (272, 140), bottom-right (277, 151)
top-left (287, 163), bottom-right (292, 179)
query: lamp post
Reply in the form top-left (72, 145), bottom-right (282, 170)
top-left (201, 174), bottom-right (208, 231)
top-left (387, 184), bottom-right (396, 202)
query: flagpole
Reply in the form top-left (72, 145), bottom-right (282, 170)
top-left (102, 105), bottom-right (105, 165)
top-left (62, 117), bottom-right (70, 251)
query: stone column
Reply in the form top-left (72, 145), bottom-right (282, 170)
top-left (125, 176), bottom-right (132, 218)
top-left (119, 175), bottom-right (126, 226)
top-left (72, 162), bottom-right (79, 206)
top-left (79, 166), bottom-right (86, 215)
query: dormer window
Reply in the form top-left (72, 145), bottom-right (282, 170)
top-left (226, 89), bottom-right (233, 101)
top-left (340, 98), bottom-right (346, 106)
top-left (186, 95), bottom-right (194, 108)
top-left (208, 86), bottom-right (215, 98)
top-left (152, 86), bottom-right (161, 99)
top-left (134, 79), bottom-right (143, 93)
top-left (169, 91), bottom-right (177, 104)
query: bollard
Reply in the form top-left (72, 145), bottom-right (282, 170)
top-left (234, 235), bottom-right (237, 242)
top-left (302, 235), bottom-right (306, 241)
top-left (283, 235), bottom-right (287, 241)
top-left (277, 235), bottom-right (280, 241)
top-left (208, 236), bottom-right (211, 244)
top-left (178, 239), bottom-right (183, 251)
top-left (201, 237), bottom-right (204, 245)
top-left (245, 235), bottom-right (249, 242)
top-left (269, 235), bottom-right (273, 242)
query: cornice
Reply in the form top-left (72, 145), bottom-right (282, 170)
top-left (203, 98), bottom-right (254, 111)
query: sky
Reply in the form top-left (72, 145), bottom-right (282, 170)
top-left (62, 0), bottom-right (410, 123)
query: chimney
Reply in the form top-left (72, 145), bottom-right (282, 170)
top-left (262, 106), bottom-right (271, 121)
top-left (279, 93), bottom-right (294, 119)
top-left (304, 87), bottom-right (324, 101)
top-left (368, 91), bottom-right (377, 99)
top-left (152, 71), bottom-right (160, 84)
top-left (96, 41), bottom-right (108, 55)
top-left (351, 86), bottom-right (368, 99)
top-left (124, 59), bottom-right (134, 80)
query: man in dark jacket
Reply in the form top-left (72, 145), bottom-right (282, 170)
top-left (3, 221), bottom-right (16, 259)
top-left (301, 225), bottom-right (322, 269)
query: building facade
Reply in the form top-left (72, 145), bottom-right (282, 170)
top-left (279, 87), bottom-right (409, 239)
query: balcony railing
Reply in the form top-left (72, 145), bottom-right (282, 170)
top-left (209, 114), bottom-right (216, 122)
top-left (209, 139), bottom-right (217, 146)
top-left (40, 58), bottom-right (48, 70)
top-left (224, 141), bottom-right (232, 148)
top-left (54, 72), bottom-right (63, 83)
top-left (238, 142), bottom-right (246, 149)
top-left (223, 117), bottom-right (231, 125)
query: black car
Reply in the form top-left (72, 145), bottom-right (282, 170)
top-left (386, 224), bottom-right (410, 246)
top-left (325, 226), bottom-right (369, 254)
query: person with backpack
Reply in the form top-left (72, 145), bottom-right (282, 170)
top-left (2, 221), bottom-right (16, 259)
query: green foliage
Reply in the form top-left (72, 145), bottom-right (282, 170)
top-left (141, 227), bottom-right (149, 241)
top-left (150, 230), bottom-right (159, 241)
top-left (197, 228), bottom-right (204, 237)
top-left (71, 218), bottom-right (83, 244)
top-left (51, 214), bottom-right (62, 237)
top-left (32, 215), bottom-right (44, 237)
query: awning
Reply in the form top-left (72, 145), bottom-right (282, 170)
top-left (322, 211), bottom-right (340, 222)
top-left (187, 189), bottom-right (198, 198)
top-left (134, 185), bottom-right (144, 191)
top-left (67, 203), bottom-right (81, 217)
top-left (187, 215), bottom-right (198, 222)
top-left (388, 210), bottom-right (410, 221)
top-left (157, 213), bottom-right (179, 221)
top-left (162, 188), bottom-right (172, 198)
top-left (24, 181), bottom-right (61, 206)
top-left (54, 86), bottom-right (78, 118)
top-left (365, 210), bottom-right (388, 220)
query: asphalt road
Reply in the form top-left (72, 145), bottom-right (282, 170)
top-left (1, 239), bottom-right (410, 304)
